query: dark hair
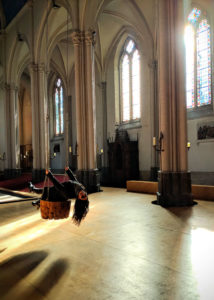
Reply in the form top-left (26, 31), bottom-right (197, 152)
top-left (72, 197), bottom-right (89, 225)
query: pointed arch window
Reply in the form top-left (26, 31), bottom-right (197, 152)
top-left (185, 8), bottom-right (212, 109)
top-left (54, 78), bottom-right (64, 135)
top-left (120, 39), bottom-right (141, 122)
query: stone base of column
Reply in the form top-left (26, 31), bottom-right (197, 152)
top-left (32, 169), bottom-right (46, 183)
top-left (4, 168), bottom-right (21, 179)
top-left (76, 169), bottom-right (100, 193)
top-left (153, 171), bottom-right (196, 207)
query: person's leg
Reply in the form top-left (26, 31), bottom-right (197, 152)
top-left (65, 167), bottom-right (86, 191)
top-left (46, 170), bottom-right (68, 198)
top-left (65, 167), bottom-right (78, 182)
top-left (29, 182), bottom-right (43, 194)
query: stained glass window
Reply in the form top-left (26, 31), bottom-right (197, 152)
top-left (185, 8), bottom-right (212, 109)
top-left (197, 19), bottom-right (211, 106)
top-left (185, 25), bottom-right (195, 108)
top-left (122, 55), bottom-right (130, 121)
top-left (54, 78), bottom-right (64, 135)
top-left (120, 39), bottom-right (141, 122)
top-left (188, 8), bottom-right (201, 24)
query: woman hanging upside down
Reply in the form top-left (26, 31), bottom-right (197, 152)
top-left (29, 167), bottom-right (89, 224)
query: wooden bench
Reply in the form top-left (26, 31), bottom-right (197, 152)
top-left (126, 181), bottom-right (214, 201)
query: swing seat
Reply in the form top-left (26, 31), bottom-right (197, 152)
top-left (40, 200), bottom-right (71, 220)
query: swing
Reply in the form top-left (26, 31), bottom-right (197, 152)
top-left (40, 199), bottom-right (71, 220)
top-left (40, 171), bottom-right (71, 220)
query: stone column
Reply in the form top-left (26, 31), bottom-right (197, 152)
top-left (156, 0), bottom-right (194, 206)
top-left (71, 30), bottom-right (100, 192)
top-left (4, 83), bottom-right (21, 178)
top-left (101, 82), bottom-right (107, 166)
top-left (85, 31), bottom-right (97, 170)
top-left (29, 63), bottom-right (48, 182)
top-left (71, 31), bottom-right (87, 170)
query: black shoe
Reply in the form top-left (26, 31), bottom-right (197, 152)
top-left (28, 182), bottom-right (34, 192)
top-left (32, 199), bottom-right (40, 208)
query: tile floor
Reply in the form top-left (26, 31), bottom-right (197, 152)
top-left (0, 187), bottom-right (214, 300)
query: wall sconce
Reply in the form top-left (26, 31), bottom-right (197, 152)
top-left (50, 152), bottom-right (56, 160)
top-left (187, 142), bottom-right (191, 151)
top-left (153, 132), bottom-right (164, 152)
top-left (69, 146), bottom-right (72, 154)
top-left (100, 148), bottom-right (104, 154)
top-left (0, 152), bottom-right (6, 161)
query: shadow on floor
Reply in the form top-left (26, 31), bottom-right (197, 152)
top-left (20, 258), bottom-right (69, 299)
top-left (167, 206), bottom-right (194, 222)
top-left (0, 251), bottom-right (48, 297)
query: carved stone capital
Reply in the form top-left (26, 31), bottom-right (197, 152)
top-left (29, 63), bottom-right (46, 74)
top-left (29, 62), bottom-right (38, 73)
top-left (71, 31), bottom-right (83, 46)
top-left (4, 83), bottom-right (10, 91)
top-left (4, 83), bottom-right (18, 91)
top-left (10, 83), bottom-right (18, 92)
top-left (85, 31), bottom-right (96, 46)
top-left (38, 63), bottom-right (46, 73)
top-left (27, 0), bottom-right (34, 8)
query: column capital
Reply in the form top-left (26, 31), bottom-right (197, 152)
top-left (10, 83), bottom-right (18, 92)
top-left (29, 62), bottom-right (38, 73)
top-left (29, 62), bottom-right (47, 74)
top-left (38, 63), bottom-right (46, 73)
top-left (85, 30), bottom-right (96, 46)
top-left (4, 83), bottom-right (18, 91)
top-left (71, 31), bottom-right (83, 46)
top-left (27, 0), bottom-right (34, 8)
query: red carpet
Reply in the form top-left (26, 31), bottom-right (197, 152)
top-left (0, 174), bottom-right (69, 192)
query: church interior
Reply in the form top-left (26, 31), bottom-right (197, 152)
top-left (0, 0), bottom-right (214, 299)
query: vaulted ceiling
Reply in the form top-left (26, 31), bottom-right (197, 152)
top-left (0, 0), bottom-right (27, 27)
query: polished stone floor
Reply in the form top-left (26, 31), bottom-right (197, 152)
top-left (0, 187), bottom-right (214, 300)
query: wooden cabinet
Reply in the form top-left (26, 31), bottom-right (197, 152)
top-left (108, 130), bottom-right (139, 187)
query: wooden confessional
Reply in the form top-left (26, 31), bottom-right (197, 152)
top-left (108, 129), bottom-right (139, 187)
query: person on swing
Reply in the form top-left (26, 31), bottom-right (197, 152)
top-left (29, 167), bottom-right (89, 224)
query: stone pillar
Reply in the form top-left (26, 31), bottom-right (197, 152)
top-left (156, 0), bottom-right (194, 206)
top-left (71, 30), bottom-right (100, 192)
top-left (101, 82), bottom-right (107, 166)
top-left (29, 63), bottom-right (48, 182)
top-left (71, 31), bottom-right (87, 170)
top-left (3, 83), bottom-right (21, 178)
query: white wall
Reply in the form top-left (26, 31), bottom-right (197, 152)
top-left (188, 116), bottom-right (214, 172)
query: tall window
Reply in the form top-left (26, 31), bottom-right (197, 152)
top-left (54, 78), bottom-right (64, 135)
top-left (185, 8), bottom-right (212, 109)
top-left (120, 39), bottom-right (141, 122)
